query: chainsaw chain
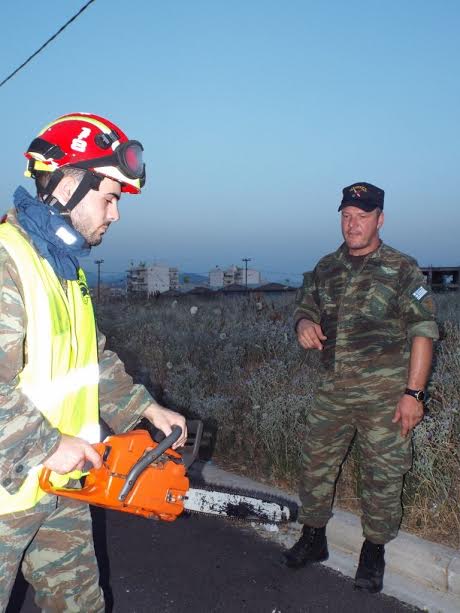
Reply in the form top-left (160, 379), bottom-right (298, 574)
top-left (185, 479), bottom-right (298, 524)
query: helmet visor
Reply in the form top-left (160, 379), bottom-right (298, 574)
top-left (71, 139), bottom-right (146, 188)
top-left (117, 141), bottom-right (145, 180)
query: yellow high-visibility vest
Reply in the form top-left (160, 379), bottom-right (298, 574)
top-left (0, 221), bottom-right (99, 513)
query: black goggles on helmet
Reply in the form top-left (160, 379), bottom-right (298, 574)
top-left (76, 140), bottom-right (146, 187)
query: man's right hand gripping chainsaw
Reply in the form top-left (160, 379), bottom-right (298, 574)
top-left (39, 423), bottom-right (298, 525)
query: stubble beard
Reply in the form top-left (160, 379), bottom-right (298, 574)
top-left (344, 232), bottom-right (380, 255)
top-left (87, 233), bottom-right (103, 247)
top-left (346, 236), bottom-right (367, 250)
top-left (71, 217), bottom-right (105, 246)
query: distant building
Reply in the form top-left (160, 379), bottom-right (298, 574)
top-left (127, 263), bottom-right (179, 296)
top-left (186, 286), bottom-right (215, 296)
top-left (255, 282), bottom-right (297, 293)
top-left (220, 282), bottom-right (246, 293)
top-left (169, 267), bottom-right (179, 290)
top-left (209, 268), bottom-right (224, 288)
top-left (209, 265), bottom-right (261, 288)
top-left (420, 266), bottom-right (460, 291)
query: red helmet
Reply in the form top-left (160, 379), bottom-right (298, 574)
top-left (25, 112), bottom-right (145, 194)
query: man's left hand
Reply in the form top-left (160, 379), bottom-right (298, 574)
top-left (143, 403), bottom-right (188, 449)
top-left (392, 394), bottom-right (424, 437)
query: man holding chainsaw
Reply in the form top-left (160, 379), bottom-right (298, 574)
top-left (285, 182), bottom-right (438, 593)
top-left (0, 113), bottom-right (186, 611)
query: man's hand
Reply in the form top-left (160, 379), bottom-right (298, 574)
top-left (143, 404), bottom-right (187, 449)
top-left (392, 394), bottom-right (424, 437)
top-left (297, 319), bottom-right (327, 350)
top-left (43, 434), bottom-right (102, 474)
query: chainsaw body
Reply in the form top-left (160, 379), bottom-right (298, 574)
top-left (39, 429), bottom-right (189, 521)
top-left (39, 422), bottom-right (298, 524)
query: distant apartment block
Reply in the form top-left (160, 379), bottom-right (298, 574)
top-left (127, 263), bottom-right (179, 296)
top-left (209, 265), bottom-right (261, 288)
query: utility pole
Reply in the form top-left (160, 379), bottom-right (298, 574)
top-left (242, 257), bottom-right (252, 292)
top-left (94, 259), bottom-right (104, 302)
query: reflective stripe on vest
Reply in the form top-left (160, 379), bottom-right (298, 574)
top-left (0, 222), bottom-right (99, 513)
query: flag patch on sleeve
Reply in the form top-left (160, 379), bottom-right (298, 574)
top-left (412, 286), bottom-right (428, 301)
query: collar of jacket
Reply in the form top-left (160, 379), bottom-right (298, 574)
top-left (12, 186), bottom-right (90, 280)
top-left (335, 241), bottom-right (385, 269)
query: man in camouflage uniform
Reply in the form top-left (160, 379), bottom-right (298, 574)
top-left (0, 113), bottom-right (187, 611)
top-left (284, 182), bottom-right (438, 593)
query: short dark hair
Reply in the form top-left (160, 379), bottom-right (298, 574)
top-left (35, 167), bottom-right (86, 199)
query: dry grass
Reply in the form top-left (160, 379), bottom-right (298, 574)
top-left (97, 292), bottom-right (460, 549)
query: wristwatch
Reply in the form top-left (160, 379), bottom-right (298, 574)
top-left (404, 388), bottom-right (425, 402)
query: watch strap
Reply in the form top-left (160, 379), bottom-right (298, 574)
top-left (405, 388), bottom-right (425, 402)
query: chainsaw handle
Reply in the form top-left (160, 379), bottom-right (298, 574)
top-left (39, 467), bottom-right (54, 493)
top-left (39, 441), bottom-right (106, 494)
top-left (118, 425), bottom-right (182, 502)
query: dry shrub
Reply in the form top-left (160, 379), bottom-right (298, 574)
top-left (402, 319), bottom-right (460, 546)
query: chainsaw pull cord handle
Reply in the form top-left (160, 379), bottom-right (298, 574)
top-left (118, 425), bottom-right (182, 502)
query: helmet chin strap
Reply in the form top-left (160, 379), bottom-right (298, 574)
top-left (39, 169), bottom-right (65, 207)
top-left (39, 170), bottom-right (103, 214)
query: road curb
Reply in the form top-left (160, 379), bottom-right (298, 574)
top-left (193, 461), bottom-right (460, 612)
top-left (326, 508), bottom-right (460, 612)
top-left (327, 508), bottom-right (460, 595)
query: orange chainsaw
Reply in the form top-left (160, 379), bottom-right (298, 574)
top-left (39, 423), bottom-right (297, 524)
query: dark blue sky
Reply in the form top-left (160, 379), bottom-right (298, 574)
top-left (1, 1), bottom-right (459, 283)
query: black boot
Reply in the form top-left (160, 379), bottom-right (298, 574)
top-left (283, 525), bottom-right (329, 568)
top-left (354, 539), bottom-right (385, 593)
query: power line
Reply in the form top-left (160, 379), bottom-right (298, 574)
top-left (0, 0), bottom-right (96, 89)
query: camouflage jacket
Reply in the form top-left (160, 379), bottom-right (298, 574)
top-left (0, 209), bottom-right (153, 495)
top-left (294, 242), bottom-right (439, 387)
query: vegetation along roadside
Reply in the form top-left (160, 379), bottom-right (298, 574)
top-left (97, 292), bottom-right (460, 549)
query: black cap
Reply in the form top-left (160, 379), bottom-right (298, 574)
top-left (338, 182), bottom-right (384, 212)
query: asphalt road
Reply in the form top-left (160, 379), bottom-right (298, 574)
top-left (11, 507), bottom-right (419, 613)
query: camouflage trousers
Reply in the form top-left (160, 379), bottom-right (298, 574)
top-left (0, 493), bottom-right (105, 612)
top-left (298, 384), bottom-right (412, 544)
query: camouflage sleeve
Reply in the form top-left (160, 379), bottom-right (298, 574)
top-left (0, 247), bottom-right (61, 495)
top-left (293, 269), bottom-right (321, 328)
top-left (97, 327), bottom-right (154, 434)
top-left (398, 259), bottom-right (439, 341)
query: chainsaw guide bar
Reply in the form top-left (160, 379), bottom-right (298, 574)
top-left (185, 482), bottom-right (297, 523)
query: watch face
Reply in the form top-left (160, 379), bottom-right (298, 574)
top-left (406, 388), bottom-right (425, 402)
